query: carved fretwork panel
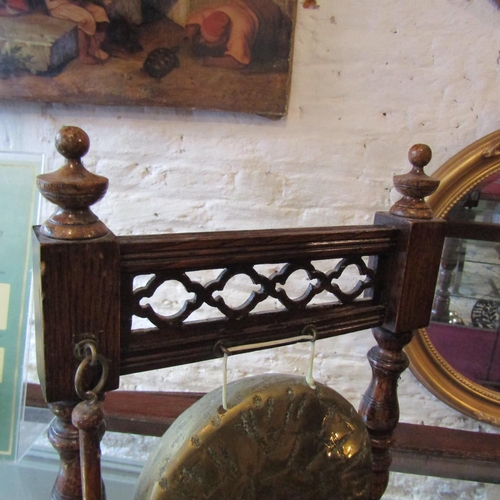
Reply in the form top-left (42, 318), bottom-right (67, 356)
top-left (117, 226), bottom-right (399, 373)
top-left (118, 257), bottom-right (387, 375)
top-left (131, 257), bottom-right (375, 328)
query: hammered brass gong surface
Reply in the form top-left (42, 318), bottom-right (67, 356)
top-left (135, 374), bottom-right (372, 500)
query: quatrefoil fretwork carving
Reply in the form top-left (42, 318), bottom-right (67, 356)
top-left (207, 268), bottom-right (267, 318)
top-left (135, 273), bottom-right (206, 325)
top-left (132, 257), bottom-right (375, 328)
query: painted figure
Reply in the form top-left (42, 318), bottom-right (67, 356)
top-left (45, 0), bottom-right (111, 64)
top-left (0, 0), bottom-right (29, 16)
top-left (185, 0), bottom-right (288, 69)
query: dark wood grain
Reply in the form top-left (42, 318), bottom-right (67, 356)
top-left (72, 399), bottom-right (106, 500)
top-left (392, 423), bottom-right (500, 484)
top-left (33, 228), bottom-right (121, 403)
top-left (390, 144), bottom-right (440, 219)
top-left (121, 302), bottom-right (386, 374)
top-left (118, 226), bottom-right (399, 375)
top-left (47, 400), bottom-right (82, 500)
top-left (357, 146), bottom-right (445, 500)
top-left (118, 226), bottom-right (399, 272)
top-left (36, 126), bottom-right (110, 240)
top-left (32, 126), bottom-right (120, 500)
top-left (33, 126), bottom-right (121, 405)
top-left (359, 327), bottom-right (414, 500)
top-left (373, 213), bottom-right (446, 333)
top-left (445, 220), bottom-right (500, 242)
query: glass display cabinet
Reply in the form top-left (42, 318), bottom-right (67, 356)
top-left (429, 176), bottom-right (500, 392)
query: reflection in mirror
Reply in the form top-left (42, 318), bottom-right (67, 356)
top-left (405, 130), bottom-right (500, 426)
top-left (428, 172), bottom-right (500, 392)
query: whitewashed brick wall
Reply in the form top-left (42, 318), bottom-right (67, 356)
top-left (3, 0), bottom-right (500, 497)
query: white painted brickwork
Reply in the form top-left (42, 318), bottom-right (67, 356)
top-left (3, 0), bottom-right (500, 497)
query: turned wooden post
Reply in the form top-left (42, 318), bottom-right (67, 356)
top-left (33, 126), bottom-right (120, 500)
top-left (47, 400), bottom-right (83, 500)
top-left (359, 145), bottom-right (445, 499)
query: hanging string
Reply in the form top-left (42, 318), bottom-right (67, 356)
top-left (219, 325), bottom-right (318, 410)
top-left (222, 350), bottom-right (228, 411)
top-left (306, 333), bottom-right (316, 389)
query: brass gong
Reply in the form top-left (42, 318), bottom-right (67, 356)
top-left (135, 374), bottom-right (372, 500)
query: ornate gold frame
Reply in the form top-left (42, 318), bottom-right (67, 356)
top-left (406, 129), bottom-right (500, 426)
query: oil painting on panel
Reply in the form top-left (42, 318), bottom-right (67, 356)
top-left (0, 0), bottom-right (296, 116)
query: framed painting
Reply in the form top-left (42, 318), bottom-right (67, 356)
top-left (0, 0), bottom-right (297, 117)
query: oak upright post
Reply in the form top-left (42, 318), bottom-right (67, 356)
top-left (33, 126), bottom-right (120, 499)
top-left (359, 145), bottom-right (445, 499)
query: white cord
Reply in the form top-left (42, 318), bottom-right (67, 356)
top-left (306, 339), bottom-right (316, 389)
top-left (220, 326), bottom-right (318, 410)
top-left (222, 333), bottom-right (315, 355)
top-left (222, 351), bottom-right (228, 411)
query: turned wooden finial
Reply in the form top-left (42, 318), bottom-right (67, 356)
top-left (389, 144), bottom-right (440, 219)
top-left (37, 126), bottom-right (109, 240)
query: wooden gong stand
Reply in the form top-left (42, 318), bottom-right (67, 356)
top-left (32, 126), bottom-right (445, 500)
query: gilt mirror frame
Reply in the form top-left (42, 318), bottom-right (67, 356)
top-left (406, 129), bottom-right (500, 426)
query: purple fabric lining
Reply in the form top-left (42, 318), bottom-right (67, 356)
top-left (427, 322), bottom-right (500, 389)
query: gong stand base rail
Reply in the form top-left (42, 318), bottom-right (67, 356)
top-left (25, 384), bottom-right (500, 484)
top-left (33, 130), bottom-right (445, 500)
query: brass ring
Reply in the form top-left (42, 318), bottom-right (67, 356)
top-left (74, 353), bottom-right (109, 401)
top-left (74, 339), bottom-right (98, 365)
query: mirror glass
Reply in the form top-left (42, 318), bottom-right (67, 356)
top-left (405, 129), bottom-right (500, 426)
top-left (427, 172), bottom-right (500, 392)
